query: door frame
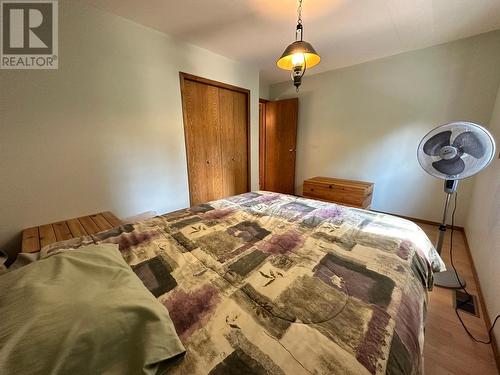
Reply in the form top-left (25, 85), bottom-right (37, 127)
top-left (259, 98), bottom-right (268, 189)
top-left (179, 72), bottom-right (251, 205)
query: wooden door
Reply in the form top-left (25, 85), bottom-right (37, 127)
top-left (219, 87), bottom-right (248, 197)
top-left (180, 73), bottom-right (250, 206)
top-left (182, 79), bottom-right (224, 205)
top-left (261, 98), bottom-right (298, 194)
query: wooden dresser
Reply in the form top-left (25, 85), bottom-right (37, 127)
top-left (302, 177), bottom-right (374, 209)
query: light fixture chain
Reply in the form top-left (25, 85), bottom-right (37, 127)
top-left (297, 0), bottom-right (303, 25)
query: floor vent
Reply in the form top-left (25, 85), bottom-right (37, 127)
top-left (454, 290), bottom-right (480, 317)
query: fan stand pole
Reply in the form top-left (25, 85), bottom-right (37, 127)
top-left (433, 180), bottom-right (466, 289)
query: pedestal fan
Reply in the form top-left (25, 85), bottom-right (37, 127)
top-left (417, 122), bottom-right (496, 288)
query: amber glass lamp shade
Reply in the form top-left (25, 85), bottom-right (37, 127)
top-left (276, 41), bottom-right (320, 70)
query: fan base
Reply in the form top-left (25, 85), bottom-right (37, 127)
top-left (434, 269), bottom-right (466, 289)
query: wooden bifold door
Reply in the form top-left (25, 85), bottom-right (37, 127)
top-left (180, 73), bottom-right (250, 206)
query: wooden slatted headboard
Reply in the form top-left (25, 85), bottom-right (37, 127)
top-left (21, 212), bottom-right (122, 253)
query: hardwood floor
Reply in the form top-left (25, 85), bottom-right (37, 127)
top-left (416, 223), bottom-right (499, 375)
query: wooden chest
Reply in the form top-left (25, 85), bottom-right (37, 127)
top-left (302, 177), bottom-right (374, 209)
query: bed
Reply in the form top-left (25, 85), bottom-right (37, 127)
top-left (19, 192), bottom-right (444, 374)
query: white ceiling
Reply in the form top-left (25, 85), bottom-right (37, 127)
top-left (83, 0), bottom-right (500, 84)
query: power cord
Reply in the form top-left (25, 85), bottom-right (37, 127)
top-left (449, 191), bottom-right (500, 344)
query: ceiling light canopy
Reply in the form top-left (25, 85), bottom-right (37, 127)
top-left (276, 0), bottom-right (320, 92)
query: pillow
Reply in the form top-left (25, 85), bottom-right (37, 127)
top-left (0, 244), bottom-right (185, 375)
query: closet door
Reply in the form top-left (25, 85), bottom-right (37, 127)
top-left (182, 79), bottom-right (223, 205)
top-left (180, 73), bottom-right (250, 206)
top-left (219, 87), bottom-right (248, 197)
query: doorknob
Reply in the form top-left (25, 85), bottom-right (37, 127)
top-left (289, 149), bottom-right (295, 152)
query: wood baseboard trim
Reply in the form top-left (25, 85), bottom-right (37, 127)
top-left (459, 228), bottom-right (500, 373)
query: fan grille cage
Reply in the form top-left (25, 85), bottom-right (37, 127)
top-left (417, 122), bottom-right (496, 180)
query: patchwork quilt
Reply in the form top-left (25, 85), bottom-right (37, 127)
top-left (43, 192), bottom-right (444, 375)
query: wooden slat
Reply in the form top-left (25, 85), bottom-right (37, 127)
top-left (101, 211), bottom-right (122, 227)
top-left (39, 224), bottom-right (57, 248)
top-left (53, 221), bottom-right (73, 241)
top-left (22, 227), bottom-right (40, 253)
top-left (21, 211), bottom-right (122, 253)
top-left (67, 218), bottom-right (87, 237)
top-left (78, 216), bottom-right (100, 234)
top-left (90, 213), bottom-right (112, 231)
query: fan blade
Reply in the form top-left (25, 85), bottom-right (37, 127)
top-left (453, 131), bottom-right (485, 159)
top-left (432, 158), bottom-right (465, 175)
top-left (423, 131), bottom-right (452, 156)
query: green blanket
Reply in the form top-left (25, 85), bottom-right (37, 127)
top-left (0, 244), bottom-right (185, 375)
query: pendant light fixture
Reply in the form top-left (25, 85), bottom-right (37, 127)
top-left (277, 0), bottom-right (320, 92)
